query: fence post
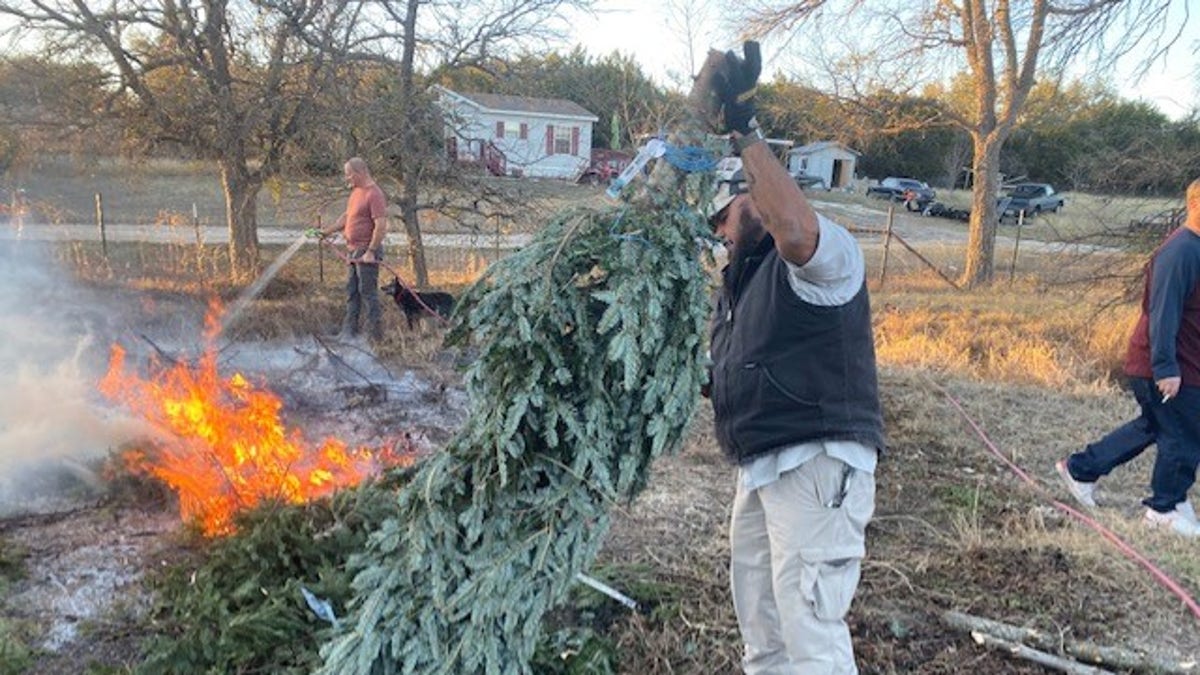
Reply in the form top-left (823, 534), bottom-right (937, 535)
top-left (1008, 209), bottom-right (1024, 284)
top-left (879, 203), bottom-right (895, 287)
top-left (317, 214), bottom-right (324, 283)
top-left (494, 215), bottom-right (501, 263)
top-left (11, 189), bottom-right (25, 239)
top-left (192, 202), bottom-right (205, 275)
top-left (95, 192), bottom-right (107, 259)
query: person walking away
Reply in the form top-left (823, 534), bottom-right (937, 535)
top-left (1056, 178), bottom-right (1200, 537)
top-left (312, 157), bottom-right (389, 341)
top-left (706, 41), bottom-right (885, 674)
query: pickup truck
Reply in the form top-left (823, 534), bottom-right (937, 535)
top-left (998, 183), bottom-right (1064, 218)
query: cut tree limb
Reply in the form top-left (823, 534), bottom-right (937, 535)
top-left (968, 630), bottom-right (1115, 675)
top-left (943, 610), bottom-right (1198, 674)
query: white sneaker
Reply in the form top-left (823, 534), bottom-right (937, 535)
top-left (1179, 500), bottom-right (1198, 524)
top-left (1144, 506), bottom-right (1200, 537)
top-left (1055, 459), bottom-right (1097, 508)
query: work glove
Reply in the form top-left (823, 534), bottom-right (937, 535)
top-left (714, 41), bottom-right (762, 135)
top-left (304, 227), bottom-right (324, 239)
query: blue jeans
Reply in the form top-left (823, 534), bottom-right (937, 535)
top-left (343, 248), bottom-right (382, 339)
top-left (1067, 377), bottom-right (1200, 512)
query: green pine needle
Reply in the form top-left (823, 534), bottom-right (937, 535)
top-left (319, 182), bottom-right (715, 674)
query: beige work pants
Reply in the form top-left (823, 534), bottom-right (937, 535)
top-left (730, 453), bottom-right (875, 675)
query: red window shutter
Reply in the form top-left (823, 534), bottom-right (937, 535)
top-left (546, 125), bottom-right (555, 154)
top-left (519, 123), bottom-right (528, 140)
top-left (495, 121), bottom-right (504, 138)
top-left (571, 127), bottom-right (580, 156)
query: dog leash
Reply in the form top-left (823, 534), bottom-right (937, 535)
top-left (315, 236), bottom-right (452, 326)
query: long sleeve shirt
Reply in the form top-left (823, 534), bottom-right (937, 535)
top-left (1125, 228), bottom-right (1200, 385)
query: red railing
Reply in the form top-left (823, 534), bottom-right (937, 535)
top-left (480, 141), bottom-right (506, 176)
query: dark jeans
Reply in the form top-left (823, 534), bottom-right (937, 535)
top-left (1068, 377), bottom-right (1200, 512)
top-left (343, 250), bottom-right (382, 339)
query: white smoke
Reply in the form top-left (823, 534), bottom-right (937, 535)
top-left (0, 242), bottom-right (153, 509)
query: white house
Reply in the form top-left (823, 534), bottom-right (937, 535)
top-left (435, 86), bottom-right (599, 180)
top-left (787, 141), bottom-right (860, 190)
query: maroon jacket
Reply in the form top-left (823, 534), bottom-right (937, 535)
top-left (1124, 228), bottom-right (1200, 386)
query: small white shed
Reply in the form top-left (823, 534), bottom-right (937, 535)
top-left (787, 141), bottom-right (860, 190)
top-left (435, 86), bottom-right (599, 180)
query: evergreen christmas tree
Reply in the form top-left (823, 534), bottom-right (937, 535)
top-left (318, 54), bottom-right (727, 675)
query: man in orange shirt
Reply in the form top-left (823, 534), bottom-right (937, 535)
top-left (316, 157), bottom-right (389, 341)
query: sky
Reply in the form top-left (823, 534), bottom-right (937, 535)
top-left (566, 1), bottom-right (1200, 121)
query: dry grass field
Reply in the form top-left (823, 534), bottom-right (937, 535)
top-left (4, 154), bottom-right (611, 234)
top-left (4, 157), bottom-right (1200, 673)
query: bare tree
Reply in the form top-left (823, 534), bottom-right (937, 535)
top-left (0, 0), bottom-right (589, 282)
top-left (329, 0), bottom-right (591, 287)
top-left (742, 0), bottom-right (1181, 286)
top-left (0, 1), bottom-right (368, 278)
top-left (665, 0), bottom-right (716, 83)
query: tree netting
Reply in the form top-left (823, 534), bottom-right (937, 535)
top-left (317, 186), bottom-right (716, 673)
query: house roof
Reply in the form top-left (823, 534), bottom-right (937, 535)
top-left (788, 140), bottom-right (860, 157)
top-left (438, 87), bottom-right (598, 121)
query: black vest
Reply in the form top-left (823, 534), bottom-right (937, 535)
top-left (710, 236), bottom-right (885, 464)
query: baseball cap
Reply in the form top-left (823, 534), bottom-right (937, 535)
top-left (707, 169), bottom-right (749, 224)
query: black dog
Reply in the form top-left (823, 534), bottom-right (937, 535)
top-left (381, 276), bottom-right (455, 329)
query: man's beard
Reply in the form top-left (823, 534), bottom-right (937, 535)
top-left (727, 209), bottom-right (767, 267)
top-left (723, 210), bottom-right (770, 291)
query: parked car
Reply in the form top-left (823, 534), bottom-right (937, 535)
top-left (578, 149), bottom-right (633, 186)
top-left (866, 177), bottom-right (936, 209)
top-left (793, 172), bottom-right (826, 190)
top-left (998, 182), bottom-right (1064, 218)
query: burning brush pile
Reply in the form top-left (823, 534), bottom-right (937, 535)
top-left (98, 319), bottom-right (414, 537)
top-left (100, 195), bottom-right (712, 673)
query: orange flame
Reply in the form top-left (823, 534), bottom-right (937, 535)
top-left (99, 333), bottom-right (408, 536)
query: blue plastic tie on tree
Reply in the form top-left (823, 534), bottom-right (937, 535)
top-left (607, 206), bottom-right (652, 247)
top-left (301, 586), bottom-right (339, 629)
top-left (663, 144), bottom-right (717, 173)
top-left (612, 232), bottom-right (653, 247)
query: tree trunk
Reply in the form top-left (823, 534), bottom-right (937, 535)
top-left (960, 134), bottom-right (1003, 287)
top-left (637, 49), bottom-right (723, 201)
top-left (397, 0), bottom-right (428, 287)
top-left (400, 183), bottom-right (428, 286)
top-left (220, 160), bottom-right (262, 280)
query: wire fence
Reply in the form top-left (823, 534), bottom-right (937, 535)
top-left (5, 188), bottom-right (1157, 293)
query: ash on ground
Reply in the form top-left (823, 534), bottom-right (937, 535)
top-left (217, 335), bottom-right (469, 452)
top-left (0, 334), bottom-right (468, 663)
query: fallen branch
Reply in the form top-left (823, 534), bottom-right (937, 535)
top-left (138, 333), bottom-right (179, 366)
top-left (0, 505), bottom-right (94, 533)
top-left (310, 333), bottom-right (379, 386)
top-left (968, 630), bottom-right (1114, 674)
top-left (943, 610), bottom-right (1197, 674)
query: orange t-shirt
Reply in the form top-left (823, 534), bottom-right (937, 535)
top-left (343, 184), bottom-right (387, 248)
